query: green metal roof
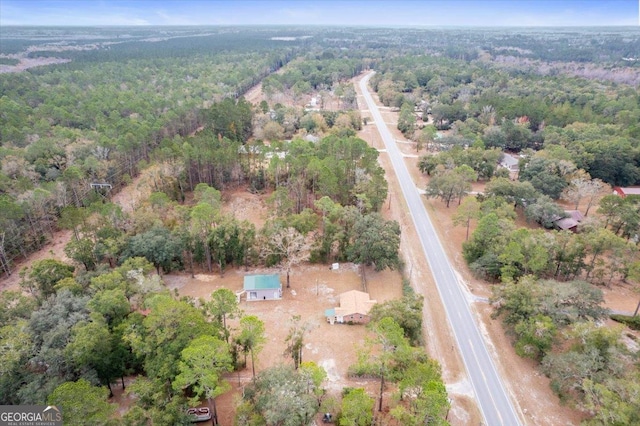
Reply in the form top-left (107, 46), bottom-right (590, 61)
top-left (243, 274), bottom-right (281, 291)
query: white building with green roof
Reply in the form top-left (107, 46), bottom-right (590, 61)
top-left (243, 274), bottom-right (282, 301)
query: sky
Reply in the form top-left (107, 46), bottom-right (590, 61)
top-left (0, 0), bottom-right (638, 27)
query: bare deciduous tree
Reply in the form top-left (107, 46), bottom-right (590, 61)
top-left (562, 177), bottom-right (610, 216)
top-left (261, 226), bottom-right (311, 288)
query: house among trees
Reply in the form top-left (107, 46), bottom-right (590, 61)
top-left (243, 274), bottom-right (282, 301)
top-left (553, 210), bottom-right (584, 232)
top-left (499, 153), bottom-right (520, 172)
top-left (613, 186), bottom-right (640, 198)
top-left (325, 290), bottom-right (377, 325)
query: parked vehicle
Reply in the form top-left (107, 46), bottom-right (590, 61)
top-left (187, 407), bottom-right (211, 423)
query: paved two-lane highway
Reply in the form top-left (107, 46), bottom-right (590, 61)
top-left (360, 72), bottom-right (522, 426)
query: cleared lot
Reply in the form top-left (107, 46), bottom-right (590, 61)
top-left (163, 262), bottom-right (403, 425)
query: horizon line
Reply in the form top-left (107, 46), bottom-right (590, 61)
top-left (2, 23), bottom-right (639, 28)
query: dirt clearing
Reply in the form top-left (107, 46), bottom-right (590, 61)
top-left (163, 262), bottom-right (403, 425)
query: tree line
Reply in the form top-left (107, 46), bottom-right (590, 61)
top-left (372, 54), bottom-right (640, 187)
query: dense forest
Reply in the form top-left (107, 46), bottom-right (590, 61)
top-left (1, 25), bottom-right (640, 425)
top-left (0, 29), bottom-right (294, 271)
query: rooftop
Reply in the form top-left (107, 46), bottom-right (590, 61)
top-left (500, 153), bottom-right (520, 168)
top-left (333, 290), bottom-right (377, 317)
top-left (564, 210), bottom-right (584, 222)
top-left (553, 210), bottom-right (584, 230)
top-left (614, 187), bottom-right (640, 197)
top-left (243, 274), bottom-right (281, 291)
top-left (555, 217), bottom-right (579, 230)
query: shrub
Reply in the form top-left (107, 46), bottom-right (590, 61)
top-left (610, 314), bottom-right (640, 331)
